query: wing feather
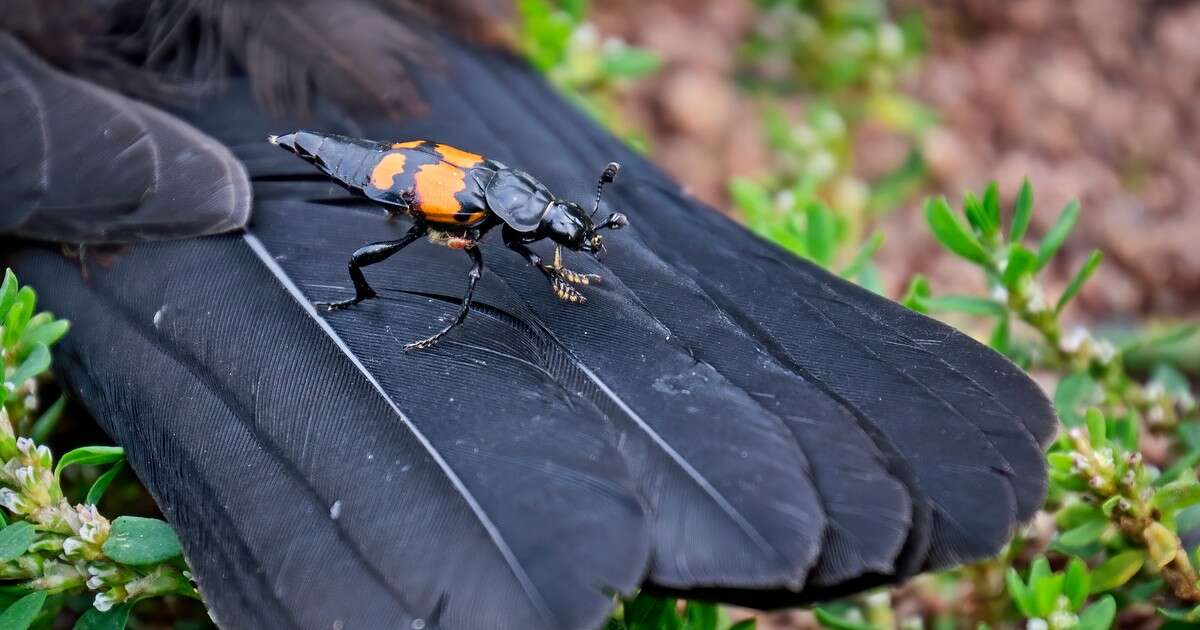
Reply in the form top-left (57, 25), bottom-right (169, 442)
top-left (0, 34), bottom-right (250, 243)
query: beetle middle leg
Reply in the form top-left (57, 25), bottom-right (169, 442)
top-left (404, 245), bottom-right (484, 351)
top-left (316, 222), bottom-right (428, 311)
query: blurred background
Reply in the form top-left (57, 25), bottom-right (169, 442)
top-left (524, 0), bottom-right (1199, 323)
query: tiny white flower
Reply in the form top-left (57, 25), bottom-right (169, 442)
top-left (1094, 339), bottom-right (1117, 364)
top-left (62, 537), bottom-right (85, 556)
top-left (35, 445), bottom-right (51, 468)
top-left (93, 591), bottom-right (117, 612)
top-left (86, 576), bottom-right (105, 590)
top-left (990, 285), bottom-right (1008, 302)
top-left (1026, 285), bottom-right (1048, 313)
top-left (79, 521), bottom-right (101, 544)
top-left (14, 466), bottom-right (35, 490)
top-left (877, 23), bottom-right (904, 59)
top-left (0, 488), bottom-right (28, 514)
top-left (87, 564), bottom-right (117, 577)
top-left (15, 437), bottom-right (35, 458)
top-left (1060, 327), bottom-right (1090, 354)
top-left (1027, 618), bottom-right (1048, 630)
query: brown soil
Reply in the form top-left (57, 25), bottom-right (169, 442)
top-left (593, 0), bottom-right (1200, 325)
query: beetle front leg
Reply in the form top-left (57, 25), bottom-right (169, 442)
top-left (503, 229), bottom-right (590, 304)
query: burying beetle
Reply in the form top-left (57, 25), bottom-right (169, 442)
top-left (270, 132), bottom-right (629, 350)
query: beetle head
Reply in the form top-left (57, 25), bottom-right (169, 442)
top-left (557, 161), bottom-right (629, 257)
top-left (545, 201), bottom-right (628, 257)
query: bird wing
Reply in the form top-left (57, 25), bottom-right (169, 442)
top-left (0, 34), bottom-right (250, 244)
top-left (2, 3), bottom-right (1055, 628)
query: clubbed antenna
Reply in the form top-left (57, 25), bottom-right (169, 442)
top-left (591, 162), bottom-right (621, 218)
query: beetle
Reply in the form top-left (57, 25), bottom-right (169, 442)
top-left (269, 131), bottom-right (629, 350)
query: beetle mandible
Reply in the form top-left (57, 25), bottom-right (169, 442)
top-left (269, 132), bottom-right (629, 350)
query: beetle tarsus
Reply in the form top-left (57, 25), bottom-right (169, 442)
top-left (315, 296), bottom-right (370, 311)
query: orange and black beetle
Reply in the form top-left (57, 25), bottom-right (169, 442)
top-left (269, 132), bottom-right (629, 350)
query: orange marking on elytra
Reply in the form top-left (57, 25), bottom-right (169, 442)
top-left (414, 162), bottom-right (468, 220)
top-left (392, 140), bottom-right (424, 149)
top-left (370, 153), bottom-right (407, 189)
top-left (435, 144), bottom-right (484, 168)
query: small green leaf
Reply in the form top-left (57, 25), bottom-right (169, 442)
top-left (7, 343), bottom-right (50, 387)
top-left (1032, 573), bottom-right (1064, 617)
top-left (600, 48), bottom-right (662, 78)
top-left (925, 196), bottom-right (990, 265)
top-left (684, 600), bottom-right (718, 630)
top-left (0, 522), bottom-right (36, 561)
top-left (813, 608), bottom-right (874, 630)
top-left (728, 620), bottom-right (756, 630)
top-left (1063, 557), bottom-right (1090, 611)
top-left (1010, 178), bottom-right (1034, 242)
top-left (1089, 550), bottom-right (1146, 593)
top-left (1077, 595), bottom-right (1116, 630)
top-left (1112, 414), bottom-right (1139, 452)
top-left (86, 460), bottom-right (126, 506)
top-left (1084, 408), bottom-right (1106, 447)
top-left (962, 192), bottom-right (989, 234)
top-left (3, 287), bottom-right (36, 347)
top-left (901, 275), bottom-right (931, 313)
top-left (1002, 244), bottom-right (1037, 290)
top-left (988, 317), bottom-right (1010, 354)
top-left (1055, 250), bottom-right (1103, 315)
top-left (101, 516), bottom-right (183, 566)
top-left (1158, 605), bottom-right (1200, 623)
top-left (839, 232), bottom-right (884, 279)
top-left (0, 269), bottom-right (18, 318)
top-left (1029, 556), bottom-right (1051, 585)
top-left (1145, 521), bottom-right (1180, 569)
top-left (54, 446), bottom-right (125, 486)
top-left (1047, 452), bottom-right (1076, 473)
top-left (30, 395), bottom-right (67, 445)
top-left (1119, 323), bottom-right (1200, 354)
top-left (1153, 482), bottom-right (1200, 517)
top-left (1036, 199), bottom-right (1080, 270)
top-left (982, 182), bottom-right (1001, 235)
top-left (1005, 568), bottom-right (1035, 617)
top-left (73, 603), bottom-right (132, 630)
top-left (920, 295), bottom-right (1006, 317)
top-left (0, 591), bottom-right (46, 630)
top-left (805, 202), bottom-right (836, 267)
top-left (18, 318), bottom-right (69, 351)
top-left (1054, 373), bottom-right (1098, 427)
top-left (1059, 518), bottom-right (1107, 548)
top-left (729, 179), bottom-right (773, 223)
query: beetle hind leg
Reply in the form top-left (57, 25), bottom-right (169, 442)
top-left (404, 245), bottom-right (484, 351)
top-left (316, 222), bottom-right (427, 311)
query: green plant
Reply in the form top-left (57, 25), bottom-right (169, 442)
top-left (732, 1), bottom-right (933, 292)
top-left (0, 269), bottom-right (197, 629)
top-left (605, 592), bottom-right (755, 630)
top-left (1004, 556), bottom-right (1115, 630)
top-left (898, 183), bottom-right (1199, 627)
top-left (517, 0), bottom-right (661, 150)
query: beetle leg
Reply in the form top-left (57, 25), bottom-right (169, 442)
top-left (404, 245), bottom-right (484, 351)
top-left (503, 232), bottom-right (589, 304)
top-left (316, 222), bottom-right (427, 311)
top-left (545, 245), bottom-right (602, 287)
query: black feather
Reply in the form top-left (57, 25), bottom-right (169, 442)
top-left (1, 8), bottom-right (1056, 629)
top-left (0, 34), bottom-right (250, 243)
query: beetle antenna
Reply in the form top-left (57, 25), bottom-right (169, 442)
top-left (591, 162), bottom-right (620, 219)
